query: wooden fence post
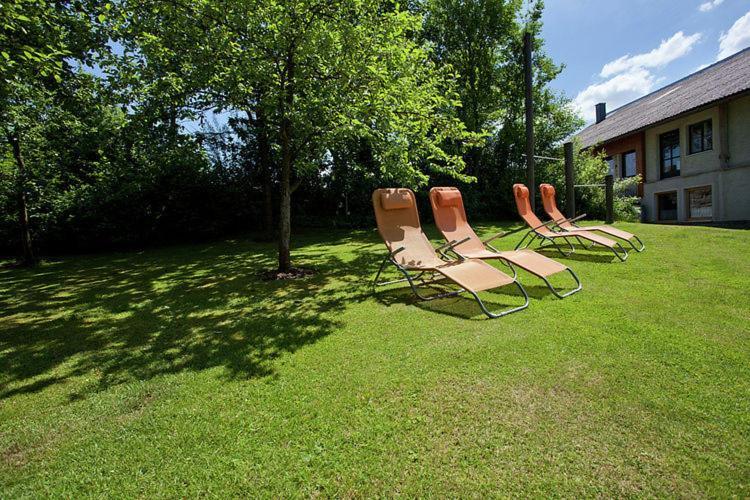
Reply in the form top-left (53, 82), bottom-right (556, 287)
top-left (605, 174), bottom-right (614, 224)
top-left (564, 142), bottom-right (575, 218)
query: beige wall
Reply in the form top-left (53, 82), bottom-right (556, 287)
top-left (644, 107), bottom-right (721, 182)
top-left (641, 96), bottom-right (750, 222)
top-left (728, 94), bottom-right (750, 168)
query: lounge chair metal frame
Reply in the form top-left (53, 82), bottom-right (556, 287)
top-left (372, 246), bottom-right (530, 319)
top-left (434, 236), bottom-right (582, 299)
top-left (553, 221), bottom-right (646, 252)
top-left (514, 215), bottom-right (629, 262)
top-left (539, 183), bottom-right (645, 253)
top-left (428, 187), bottom-right (583, 300)
top-left (482, 241), bottom-right (582, 299)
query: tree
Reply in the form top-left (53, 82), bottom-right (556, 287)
top-left (115, 0), bottom-right (478, 273)
top-left (0, 0), bottom-right (107, 265)
top-left (420, 0), bottom-right (582, 218)
top-left (422, 0), bottom-right (519, 174)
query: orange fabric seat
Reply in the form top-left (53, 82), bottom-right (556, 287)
top-left (539, 183), bottom-right (644, 251)
top-left (429, 187), bottom-right (581, 298)
top-left (512, 183), bottom-right (629, 262)
top-left (371, 188), bottom-right (529, 318)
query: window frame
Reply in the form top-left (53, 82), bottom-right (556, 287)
top-left (621, 150), bottom-right (637, 178)
top-left (656, 191), bottom-right (678, 222)
top-left (688, 119), bottom-right (713, 155)
top-left (685, 185), bottom-right (713, 221)
top-left (659, 129), bottom-right (681, 179)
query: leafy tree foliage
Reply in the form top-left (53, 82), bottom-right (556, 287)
top-left (0, 0), bottom-right (591, 268)
top-left (110, 0), bottom-right (478, 271)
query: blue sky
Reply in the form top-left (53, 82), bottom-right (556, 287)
top-left (542, 0), bottom-right (750, 123)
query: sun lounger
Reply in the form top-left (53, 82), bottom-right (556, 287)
top-left (429, 187), bottom-right (581, 298)
top-left (371, 188), bottom-right (529, 318)
top-left (539, 183), bottom-right (645, 252)
top-left (513, 184), bottom-right (628, 262)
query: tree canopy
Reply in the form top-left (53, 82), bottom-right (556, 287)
top-left (1, 0), bottom-right (594, 270)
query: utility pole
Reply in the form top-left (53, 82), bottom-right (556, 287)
top-left (523, 31), bottom-right (535, 211)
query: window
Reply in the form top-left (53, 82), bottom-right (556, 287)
top-left (621, 151), bottom-right (636, 178)
top-left (657, 191), bottom-right (678, 221)
top-left (689, 120), bottom-right (713, 154)
top-left (660, 130), bottom-right (680, 179)
top-left (605, 156), bottom-right (615, 176)
top-left (687, 186), bottom-right (712, 220)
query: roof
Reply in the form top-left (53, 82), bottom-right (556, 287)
top-left (575, 47), bottom-right (750, 148)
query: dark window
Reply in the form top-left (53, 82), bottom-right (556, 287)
top-left (689, 120), bottom-right (713, 154)
top-left (657, 191), bottom-right (678, 221)
top-left (621, 151), bottom-right (636, 178)
top-left (660, 130), bottom-right (680, 179)
top-left (605, 156), bottom-right (614, 176)
top-left (687, 186), bottom-right (712, 220)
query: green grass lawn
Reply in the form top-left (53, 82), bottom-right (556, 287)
top-left (1, 222), bottom-right (749, 496)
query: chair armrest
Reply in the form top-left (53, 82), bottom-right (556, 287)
top-left (446, 236), bottom-right (471, 252)
top-left (481, 231), bottom-right (507, 245)
top-left (435, 239), bottom-right (458, 253)
top-left (552, 213), bottom-right (587, 227)
top-left (435, 237), bottom-right (471, 258)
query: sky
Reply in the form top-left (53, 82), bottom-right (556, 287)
top-left (542, 0), bottom-right (750, 123)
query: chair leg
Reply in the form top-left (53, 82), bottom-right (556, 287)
top-left (469, 280), bottom-right (529, 319)
top-left (611, 242), bottom-right (629, 262)
top-left (537, 236), bottom-right (572, 257)
top-left (574, 236), bottom-right (592, 249)
top-left (497, 259), bottom-right (518, 280)
top-left (515, 231), bottom-right (534, 250)
top-left (398, 266), bottom-right (463, 301)
top-left (371, 254), bottom-right (391, 290)
top-left (541, 268), bottom-right (582, 299)
top-left (629, 235), bottom-right (645, 252)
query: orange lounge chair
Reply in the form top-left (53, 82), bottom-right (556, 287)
top-left (539, 183), bottom-right (645, 252)
top-left (371, 188), bottom-right (529, 318)
top-left (429, 187), bottom-right (581, 299)
top-left (512, 184), bottom-right (628, 262)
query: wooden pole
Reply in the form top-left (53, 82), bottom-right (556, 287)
top-left (605, 174), bottom-right (614, 224)
top-left (564, 142), bottom-right (575, 218)
top-left (523, 31), bottom-right (535, 212)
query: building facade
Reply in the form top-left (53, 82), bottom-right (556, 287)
top-left (576, 48), bottom-right (750, 223)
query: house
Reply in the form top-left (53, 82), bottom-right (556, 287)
top-left (575, 47), bottom-right (750, 223)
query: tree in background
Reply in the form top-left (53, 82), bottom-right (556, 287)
top-left (0, 0), bottom-right (591, 264)
top-left (115, 0), bottom-right (479, 274)
top-left (420, 0), bottom-right (582, 218)
top-left (0, 0), bottom-right (108, 265)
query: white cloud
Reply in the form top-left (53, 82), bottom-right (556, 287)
top-left (600, 32), bottom-right (702, 77)
top-left (572, 68), bottom-right (656, 123)
top-left (718, 11), bottom-right (750, 60)
top-left (699, 0), bottom-right (724, 12)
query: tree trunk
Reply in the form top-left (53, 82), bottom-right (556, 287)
top-left (253, 105), bottom-right (274, 240)
top-left (278, 141), bottom-right (292, 272)
top-left (7, 134), bottom-right (37, 266)
top-left (277, 52), bottom-right (295, 273)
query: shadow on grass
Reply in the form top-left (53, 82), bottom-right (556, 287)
top-left (373, 280), bottom-right (529, 321)
top-left (0, 232), bottom-right (381, 401)
top-left (534, 248), bottom-right (617, 264)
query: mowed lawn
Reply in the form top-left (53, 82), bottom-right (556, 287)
top-left (1, 222), bottom-right (749, 497)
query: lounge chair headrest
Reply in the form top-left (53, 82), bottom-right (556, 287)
top-left (380, 190), bottom-right (413, 211)
top-left (540, 183), bottom-right (556, 198)
top-left (513, 184), bottom-right (529, 200)
top-left (435, 189), bottom-right (462, 207)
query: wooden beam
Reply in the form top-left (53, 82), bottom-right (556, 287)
top-left (564, 142), bottom-right (575, 218)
